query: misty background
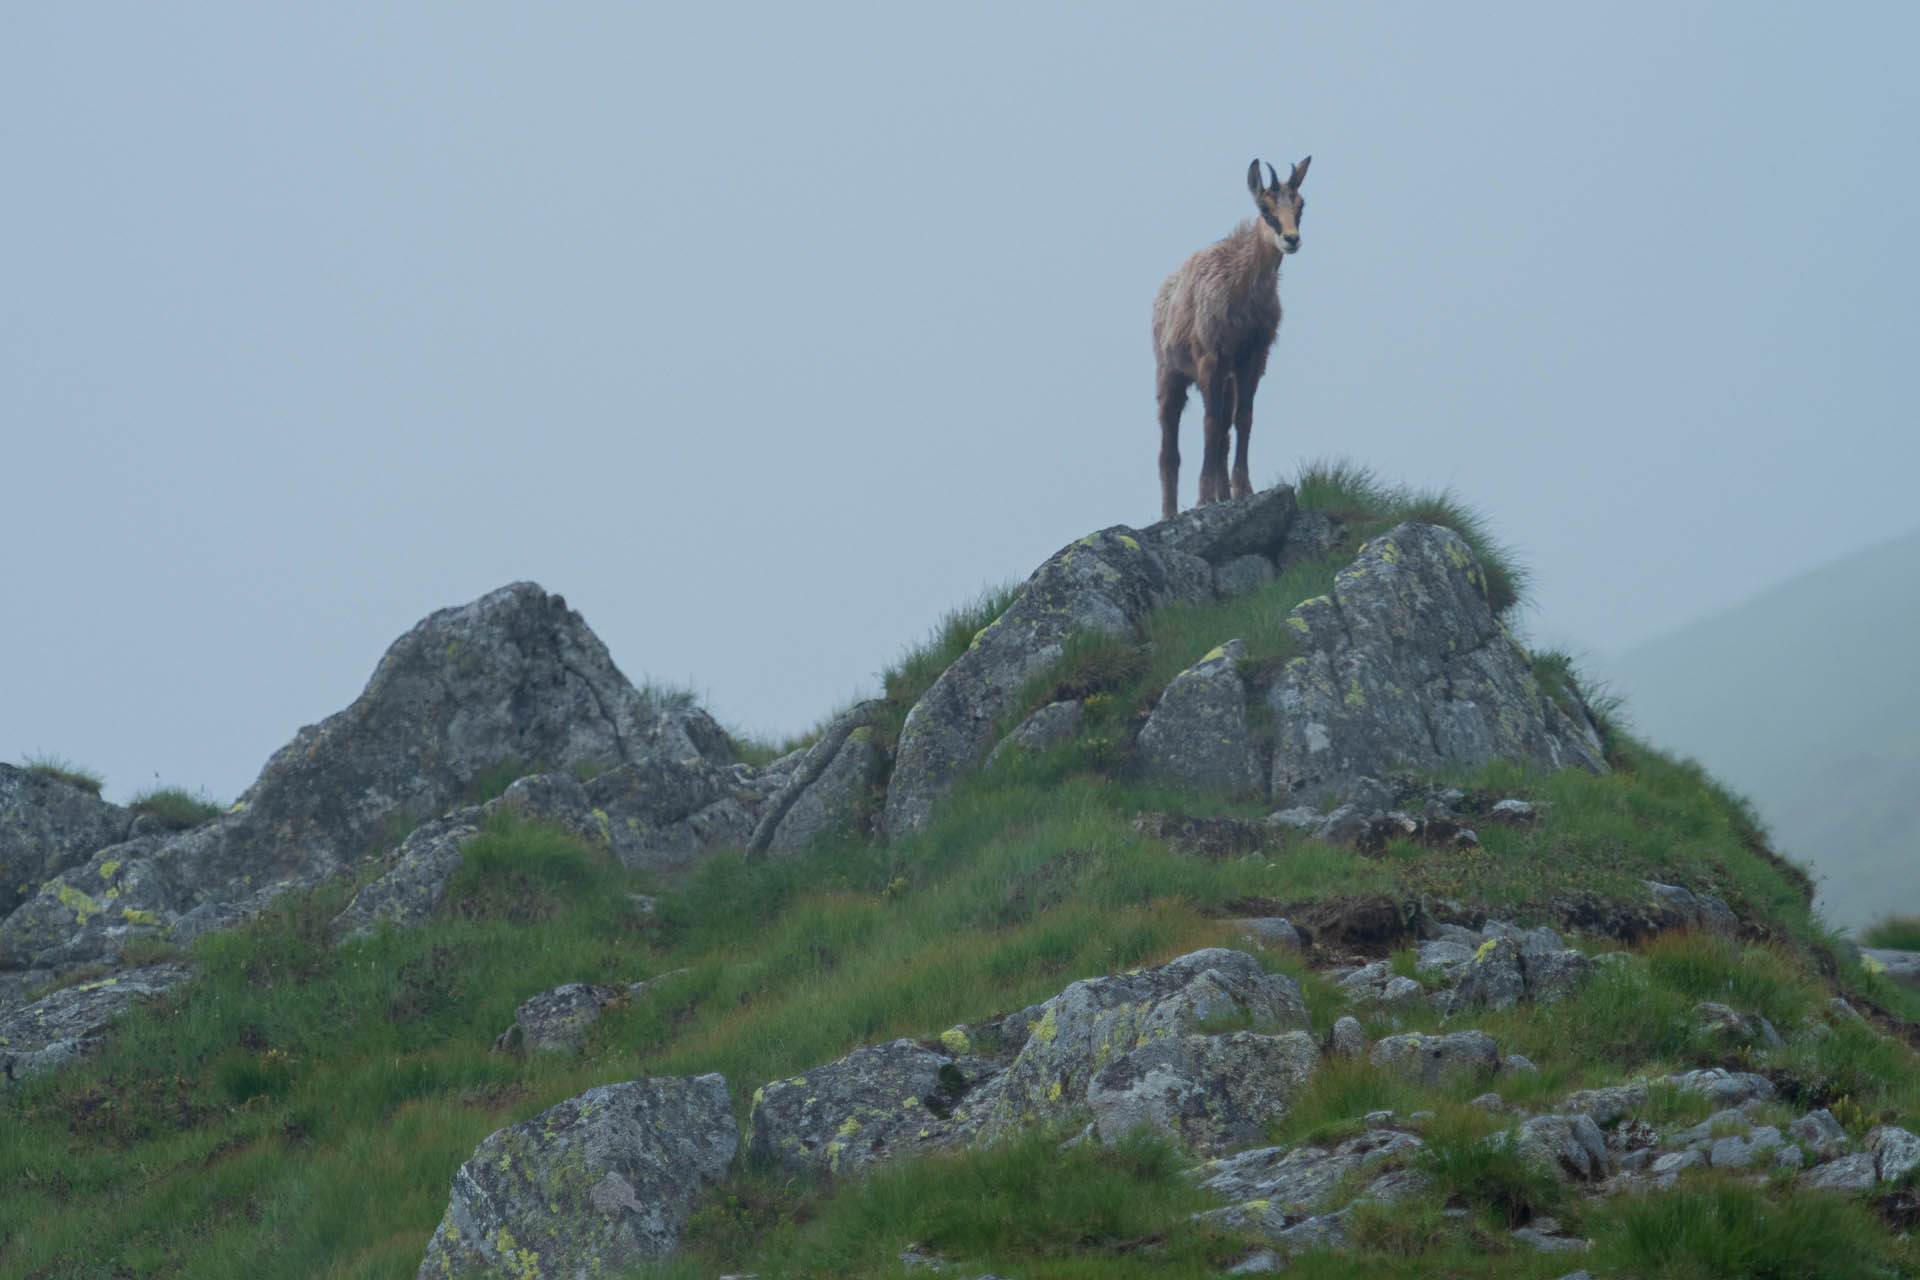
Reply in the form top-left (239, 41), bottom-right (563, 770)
top-left (6, 4), bottom-right (1915, 925)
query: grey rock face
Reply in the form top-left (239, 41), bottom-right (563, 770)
top-left (1867, 1125), bottom-right (1920, 1182)
top-left (0, 962), bottom-right (195, 1084)
top-left (1086, 1028), bottom-right (1319, 1155)
top-left (1643, 881), bottom-right (1738, 934)
top-left (1215, 555), bottom-right (1277, 596)
top-left (1708, 1126), bottom-right (1784, 1169)
top-left (1788, 1108), bottom-right (1848, 1160)
top-left (969, 947), bottom-right (1310, 1146)
top-left (1667, 1068), bottom-right (1775, 1108)
top-left (1519, 947), bottom-right (1596, 1004)
top-left (1335, 962), bottom-right (1425, 1007)
top-left (1136, 640), bottom-right (1262, 795)
top-left (416, 1074), bottom-right (737, 1279)
top-left (887, 489), bottom-right (1298, 836)
top-left (3, 583), bottom-right (690, 971)
top-left (1329, 1015), bottom-right (1366, 1057)
top-left (1444, 936), bottom-right (1527, 1012)
top-left (985, 700), bottom-right (1084, 767)
top-left (754, 720), bottom-right (882, 859)
top-left (1231, 917), bottom-right (1303, 952)
top-left (332, 810), bottom-right (483, 941)
top-left (747, 1038), bottom-right (997, 1177)
top-left (1142, 485), bottom-right (1299, 567)
top-left (1498, 1114), bottom-right (1611, 1182)
top-left (0, 764), bottom-right (136, 920)
top-left (1193, 1129), bottom-right (1425, 1209)
top-left (1801, 1151), bottom-right (1880, 1191)
top-left (584, 756), bottom-right (759, 874)
top-left (1264, 524), bottom-right (1606, 808)
top-left (1370, 1030), bottom-right (1500, 1088)
top-left (496, 982), bottom-right (629, 1056)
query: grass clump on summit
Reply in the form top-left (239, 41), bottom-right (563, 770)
top-left (128, 785), bottom-right (223, 830)
top-left (21, 751), bottom-right (105, 795)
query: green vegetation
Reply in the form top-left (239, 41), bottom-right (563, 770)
top-left (1295, 459), bottom-right (1530, 617)
top-left (1864, 914), bottom-right (1920, 951)
top-left (2, 465), bottom-right (1913, 1278)
top-left (128, 785), bottom-right (223, 831)
top-left (19, 752), bottom-right (105, 795)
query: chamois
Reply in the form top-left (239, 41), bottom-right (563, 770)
top-left (1152, 156), bottom-right (1309, 521)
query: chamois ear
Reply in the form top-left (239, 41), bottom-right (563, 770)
top-left (1289, 155), bottom-right (1311, 190)
top-left (1246, 159), bottom-right (1265, 196)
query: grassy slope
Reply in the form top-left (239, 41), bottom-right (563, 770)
top-left (4, 468), bottom-right (1916, 1279)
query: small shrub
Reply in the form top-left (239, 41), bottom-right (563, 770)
top-left (21, 752), bottom-right (104, 795)
top-left (129, 786), bottom-right (222, 831)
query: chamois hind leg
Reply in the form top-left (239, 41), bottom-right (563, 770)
top-left (1231, 353), bottom-right (1268, 501)
top-left (1157, 369), bottom-right (1192, 521)
top-left (1197, 361), bottom-right (1235, 507)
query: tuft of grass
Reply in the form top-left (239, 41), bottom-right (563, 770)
top-left (1271, 1055), bottom-right (1428, 1147)
top-left (441, 813), bottom-right (629, 925)
top-left (21, 752), bottom-right (105, 795)
top-left (128, 785), bottom-right (223, 831)
top-left (1416, 1113), bottom-right (1568, 1230)
top-left (672, 1127), bottom-right (1221, 1278)
top-left (638, 680), bottom-right (704, 710)
top-left (1608, 1178), bottom-right (1898, 1280)
top-left (1863, 914), bottom-right (1920, 952)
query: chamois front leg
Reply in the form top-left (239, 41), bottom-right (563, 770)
top-left (1231, 354), bottom-right (1268, 501)
top-left (1197, 361), bottom-right (1235, 507)
top-left (1157, 369), bottom-right (1191, 521)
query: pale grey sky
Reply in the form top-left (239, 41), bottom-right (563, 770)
top-left (6, 2), bottom-right (1917, 805)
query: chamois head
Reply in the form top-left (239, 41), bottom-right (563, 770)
top-left (1246, 156), bottom-right (1310, 255)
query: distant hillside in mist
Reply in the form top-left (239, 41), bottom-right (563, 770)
top-left (1600, 528), bottom-right (1920, 930)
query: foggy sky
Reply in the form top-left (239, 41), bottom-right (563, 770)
top-left (7, 3), bottom-right (1917, 808)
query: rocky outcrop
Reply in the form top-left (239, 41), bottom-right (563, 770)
top-left (332, 811), bottom-right (483, 941)
top-left (582, 756), bottom-right (768, 874)
top-left (969, 947), bottom-right (1312, 1147)
top-left (494, 982), bottom-right (629, 1055)
top-left (1370, 1029), bottom-right (1501, 1088)
top-left (1495, 1113), bottom-right (1612, 1182)
top-left (1266, 524), bottom-right (1606, 807)
top-left (985, 700), bottom-right (1083, 767)
top-left (748, 703), bottom-right (883, 859)
top-left (1135, 640), bottom-right (1262, 796)
top-left (2, 584), bottom-right (707, 972)
top-left (1086, 1027), bottom-right (1319, 1154)
top-left (416, 1074), bottom-right (737, 1279)
top-left (747, 1038), bottom-right (1000, 1177)
top-left (1, 962), bottom-right (195, 1084)
top-left (0, 764), bottom-right (137, 920)
top-left (886, 486), bottom-right (1300, 835)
